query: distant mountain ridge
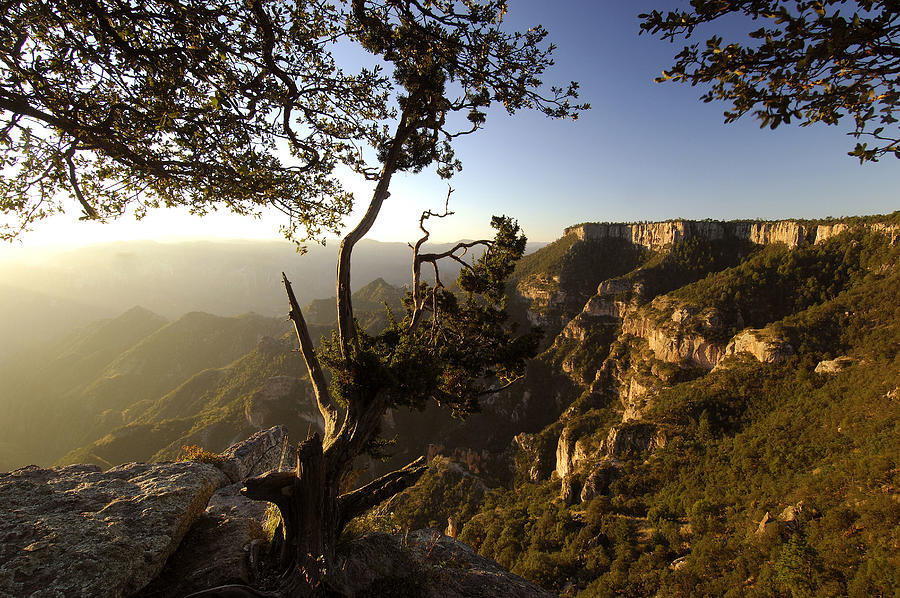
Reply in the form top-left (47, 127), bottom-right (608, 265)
top-left (0, 278), bottom-right (414, 471)
top-left (0, 238), bottom-right (545, 369)
top-left (0, 309), bottom-right (291, 470)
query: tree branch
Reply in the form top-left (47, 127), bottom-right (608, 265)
top-left (64, 150), bottom-right (99, 220)
top-left (336, 109), bottom-right (415, 359)
top-left (409, 188), bottom-right (454, 332)
top-left (282, 273), bottom-right (339, 440)
top-left (337, 456), bottom-right (428, 525)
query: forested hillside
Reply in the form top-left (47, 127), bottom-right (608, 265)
top-left (0, 278), bottom-right (416, 471)
top-left (353, 216), bottom-right (900, 597)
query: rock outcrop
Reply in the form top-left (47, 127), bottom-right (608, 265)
top-left (0, 461), bottom-right (223, 598)
top-left (514, 432), bottom-right (557, 483)
top-left (622, 298), bottom-right (727, 369)
top-left (814, 356), bottom-right (854, 374)
top-left (135, 483), bottom-right (270, 597)
top-left (723, 328), bottom-right (794, 364)
top-left (515, 274), bottom-right (566, 328)
top-left (580, 458), bottom-right (623, 502)
top-left (566, 220), bottom-right (811, 250)
top-left (244, 375), bottom-right (322, 432)
top-left (556, 426), bottom-right (591, 479)
top-left (331, 530), bottom-right (555, 598)
top-left (583, 277), bottom-right (644, 320)
top-left (600, 422), bottom-right (667, 458)
top-left (138, 427), bottom-right (289, 596)
top-left (218, 425), bottom-right (290, 484)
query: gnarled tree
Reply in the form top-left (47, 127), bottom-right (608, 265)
top-left (641, 1), bottom-right (900, 162)
top-left (2, 0), bottom-right (585, 594)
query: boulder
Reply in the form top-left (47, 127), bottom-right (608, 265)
top-left (134, 483), bottom-right (270, 597)
top-left (218, 425), bottom-right (290, 484)
top-left (754, 511), bottom-right (775, 538)
top-left (723, 328), bottom-right (794, 365)
top-left (814, 356), bottom-right (854, 374)
top-left (331, 530), bottom-right (555, 598)
top-left (137, 426), bottom-right (293, 596)
top-left (0, 461), bottom-right (222, 598)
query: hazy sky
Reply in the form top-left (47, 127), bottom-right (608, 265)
top-left (5, 1), bottom-right (899, 250)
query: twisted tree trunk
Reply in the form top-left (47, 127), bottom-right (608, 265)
top-left (236, 113), bottom-right (426, 596)
top-left (242, 432), bottom-right (426, 596)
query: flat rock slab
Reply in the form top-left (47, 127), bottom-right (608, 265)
top-left (0, 461), bottom-right (222, 598)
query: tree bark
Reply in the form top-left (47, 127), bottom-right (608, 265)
top-left (336, 108), bottom-right (415, 359)
top-left (242, 434), bottom-right (340, 596)
top-left (282, 273), bottom-right (339, 441)
top-left (242, 435), bottom-right (427, 596)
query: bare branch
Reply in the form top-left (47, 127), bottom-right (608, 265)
top-left (282, 273), bottom-right (339, 440)
top-left (409, 187), bottom-right (454, 332)
top-left (337, 456), bottom-right (428, 525)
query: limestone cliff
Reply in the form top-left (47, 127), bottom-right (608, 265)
top-left (565, 219), bottom-right (900, 251)
top-left (621, 297), bottom-right (729, 369)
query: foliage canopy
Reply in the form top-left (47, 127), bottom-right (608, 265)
top-left (1, 0), bottom-right (586, 240)
top-left (641, 1), bottom-right (900, 162)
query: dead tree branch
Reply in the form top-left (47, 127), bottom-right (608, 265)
top-left (283, 273), bottom-right (339, 440)
top-left (337, 456), bottom-right (428, 525)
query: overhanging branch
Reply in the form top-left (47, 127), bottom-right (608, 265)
top-left (64, 149), bottom-right (99, 220)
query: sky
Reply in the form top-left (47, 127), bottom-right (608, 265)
top-left (3, 0), bottom-right (899, 252)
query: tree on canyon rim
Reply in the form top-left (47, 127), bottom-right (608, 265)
top-left (1, 0), bottom-right (586, 593)
top-left (641, 0), bottom-right (900, 162)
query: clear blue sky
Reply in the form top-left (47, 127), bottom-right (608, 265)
top-left (5, 1), bottom-right (899, 250)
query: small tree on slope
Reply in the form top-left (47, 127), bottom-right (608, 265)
top-left (2, 0), bottom-right (585, 594)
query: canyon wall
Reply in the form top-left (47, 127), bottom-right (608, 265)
top-left (565, 219), bottom-right (900, 251)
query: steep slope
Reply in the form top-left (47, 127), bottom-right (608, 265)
top-left (0, 309), bottom-right (291, 469)
top-left (48, 280), bottom-right (407, 469)
top-left (362, 216), bottom-right (900, 598)
top-left (303, 277), bottom-right (406, 331)
top-left (0, 306), bottom-right (169, 470)
top-left (60, 336), bottom-right (321, 467)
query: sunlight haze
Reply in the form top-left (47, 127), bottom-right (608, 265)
top-left (3, 1), bottom-right (898, 255)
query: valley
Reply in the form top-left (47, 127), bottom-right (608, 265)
top-left (1, 215), bottom-right (898, 597)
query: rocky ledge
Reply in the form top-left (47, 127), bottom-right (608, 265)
top-left (1, 426), bottom-right (549, 598)
top-left (0, 426), bottom-right (288, 598)
top-left (0, 461), bottom-right (223, 598)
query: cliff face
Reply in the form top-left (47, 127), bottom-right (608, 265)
top-left (621, 298), bottom-right (728, 369)
top-left (565, 219), bottom-right (900, 251)
top-left (509, 214), bottom-right (900, 509)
